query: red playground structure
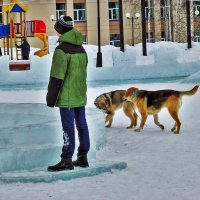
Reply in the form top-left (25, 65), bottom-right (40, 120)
top-left (0, 0), bottom-right (49, 70)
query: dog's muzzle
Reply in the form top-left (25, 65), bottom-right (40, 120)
top-left (94, 102), bottom-right (110, 114)
top-left (94, 102), bottom-right (100, 109)
top-left (122, 96), bottom-right (127, 101)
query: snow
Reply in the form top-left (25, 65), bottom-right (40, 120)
top-left (0, 82), bottom-right (200, 199)
top-left (0, 41), bottom-right (200, 199)
top-left (9, 60), bottom-right (30, 64)
top-left (1, 41), bottom-right (200, 83)
top-left (181, 70), bottom-right (200, 84)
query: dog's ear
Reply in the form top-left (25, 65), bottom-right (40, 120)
top-left (125, 87), bottom-right (135, 97)
top-left (105, 99), bottom-right (110, 107)
top-left (105, 95), bottom-right (112, 107)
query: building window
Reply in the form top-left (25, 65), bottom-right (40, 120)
top-left (0, 5), bottom-right (3, 24)
top-left (146, 32), bottom-right (154, 43)
top-left (145, 0), bottom-right (154, 19)
top-left (161, 32), bottom-right (166, 41)
top-left (83, 35), bottom-right (87, 44)
top-left (56, 3), bottom-right (66, 20)
top-left (160, 0), bottom-right (171, 19)
top-left (109, 2), bottom-right (119, 20)
top-left (194, 30), bottom-right (200, 42)
top-left (110, 34), bottom-right (120, 47)
top-left (194, 2), bottom-right (200, 17)
top-left (160, 6), bottom-right (165, 19)
top-left (74, 3), bottom-right (86, 22)
top-left (160, 0), bottom-right (165, 19)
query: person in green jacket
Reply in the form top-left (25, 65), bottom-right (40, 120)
top-left (47, 16), bottom-right (90, 172)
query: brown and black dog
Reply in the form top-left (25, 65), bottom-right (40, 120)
top-left (123, 85), bottom-right (199, 133)
top-left (94, 90), bottom-right (137, 128)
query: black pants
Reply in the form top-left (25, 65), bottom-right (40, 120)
top-left (23, 56), bottom-right (29, 60)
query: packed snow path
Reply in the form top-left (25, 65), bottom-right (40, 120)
top-left (0, 82), bottom-right (199, 199)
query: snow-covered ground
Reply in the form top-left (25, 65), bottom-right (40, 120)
top-left (0, 82), bottom-right (200, 200)
top-left (1, 40), bottom-right (200, 199)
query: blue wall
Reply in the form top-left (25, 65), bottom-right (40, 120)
top-left (0, 25), bottom-right (10, 38)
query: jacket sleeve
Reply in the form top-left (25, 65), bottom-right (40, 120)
top-left (15, 43), bottom-right (22, 48)
top-left (46, 48), bottom-right (68, 107)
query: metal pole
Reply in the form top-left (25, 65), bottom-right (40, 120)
top-left (186, 0), bottom-right (192, 48)
top-left (96, 0), bottom-right (102, 67)
top-left (132, 17), bottom-right (134, 46)
top-left (141, 0), bottom-right (147, 56)
top-left (119, 0), bottom-right (124, 52)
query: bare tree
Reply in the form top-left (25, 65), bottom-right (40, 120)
top-left (148, 0), bottom-right (151, 42)
top-left (172, 0), bottom-right (187, 43)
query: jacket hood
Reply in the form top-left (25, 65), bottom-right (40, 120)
top-left (58, 28), bottom-right (83, 46)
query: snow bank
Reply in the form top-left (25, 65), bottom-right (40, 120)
top-left (181, 70), bottom-right (200, 83)
top-left (1, 41), bottom-right (200, 84)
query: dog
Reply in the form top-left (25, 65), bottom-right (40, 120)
top-left (123, 85), bottom-right (199, 133)
top-left (94, 90), bottom-right (137, 128)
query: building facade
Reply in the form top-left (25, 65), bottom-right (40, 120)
top-left (1, 0), bottom-right (200, 47)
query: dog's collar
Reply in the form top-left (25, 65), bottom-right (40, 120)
top-left (131, 89), bottom-right (138, 102)
top-left (132, 89), bottom-right (138, 99)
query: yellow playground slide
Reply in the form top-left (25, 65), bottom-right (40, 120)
top-left (34, 33), bottom-right (49, 57)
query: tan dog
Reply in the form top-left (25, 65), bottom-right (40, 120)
top-left (123, 85), bottom-right (199, 133)
top-left (94, 90), bottom-right (137, 128)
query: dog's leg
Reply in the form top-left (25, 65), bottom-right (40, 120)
top-left (134, 113), bottom-right (147, 132)
top-left (105, 112), bottom-right (115, 128)
top-left (123, 105), bottom-right (136, 129)
top-left (134, 112), bottom-right (138, 127)
top-left (168, 110), bottom-right (181, 134)
top-left (107, 118), bottom-right (113, 128)
top-left (153, 114), bottom-right (164, 131)
top-left (171, 123), bottom-right (177, 132)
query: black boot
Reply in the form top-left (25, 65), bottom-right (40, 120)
top-left (47, 159), bottom-right (74, 172)
top-left (73, 155), bottom-right (89, 168)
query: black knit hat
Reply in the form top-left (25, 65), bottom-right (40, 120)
top-left (54, 16), bottom-right (74, 34)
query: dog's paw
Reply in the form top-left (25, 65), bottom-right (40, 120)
top-left (171, 127), bottom-right (176, 132)
top-left (106, 125), bottom-right (111, 128)
top-left (134, 128), bottom-right (141, 132)
top-left (160, 125), bottom-right (164, 131)
top-left (173, 130), bottom-right (180, 134)
top-left (126, 126), bottom-right (133, 129)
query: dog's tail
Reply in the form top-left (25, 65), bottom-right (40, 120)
top-left (180, 85), bottom-right (199, 96)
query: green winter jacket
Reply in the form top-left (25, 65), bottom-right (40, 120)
top-left (46, 28), bottom-right (88, 108)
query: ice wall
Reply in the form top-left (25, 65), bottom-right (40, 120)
top-left (0, 104), bottom-right (106, 173)
top-left (181, 70), bottom-right (200, 83)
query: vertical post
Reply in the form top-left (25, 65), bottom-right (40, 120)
top-left (132, 17), bottom-right (134, 46)
top-left (96, 0), bottom-right (102, 67)
top-left (6, 12), bottom-right (9, 56)
top-left (20, 13), bottom-right (23, 36)
top-left (167, 0), bottom-right (172, 41)
top-left (169, 0), bottom-right (174, 41)
top-left (23, 12), bottom-right (27, 37)
top-left (10, 13), bottom-right (13, 60)
top-left (119, 0), bottom-right (124, 52)
top-left (186, 0), bottom-right (192, 48)
top-left (141, 0), bottom-right (147, 56)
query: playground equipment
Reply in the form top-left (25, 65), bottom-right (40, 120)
top-left (34, 33), bottom-right (49, 57)
top-left (0, 0), bottom-right (48, 70)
